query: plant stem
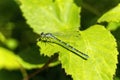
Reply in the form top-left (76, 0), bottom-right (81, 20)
top-left (26, 53), bottom-right (59, 80)
top-left (18, 64), bottom-right (28, 80)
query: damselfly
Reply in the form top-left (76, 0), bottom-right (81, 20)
top-left (37, 32), bottom-right (89, 60)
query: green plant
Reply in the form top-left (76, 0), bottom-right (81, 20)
top-left (0, 0), bottom-right (120, 80)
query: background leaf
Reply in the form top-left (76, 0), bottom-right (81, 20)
top-left (0, 47), bottom-right (20, 70)
top-left (98, 4), bottom-right (120, 23)
top-left (0, 32), bottom-right (6, 43)
top-left (0, 46), bottom-right (59, 70)
top-left (98, 4), bottom-right (120, 31)
top-left (20, 0), bottom-right (80, 34)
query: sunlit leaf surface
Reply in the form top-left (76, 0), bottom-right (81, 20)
top-left (20, 0), bottom-right (118, 80)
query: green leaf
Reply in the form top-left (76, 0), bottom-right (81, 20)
top-left (98, 4), bottom-right (120, 31)
top-left (98, 4), bottom-right (120, 23)
top-left (106, 22), bottom-right (120, 31)
top-left (0, 32), bottom-right (5, 43)
top-left (20, 0), bottom-right (80, 34)
top-left (38, 25), bottom-right (118, 80)
top-left (0, 47), bottom-right (21, 70)
top-left (0, 32), bottom-right (18, 50)
top-left (0, 47), bottom-right (59, 70)
top-left (61, 25), bottom-right (118, 80)
top-left (4, 38), bottom-right (18, 50)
